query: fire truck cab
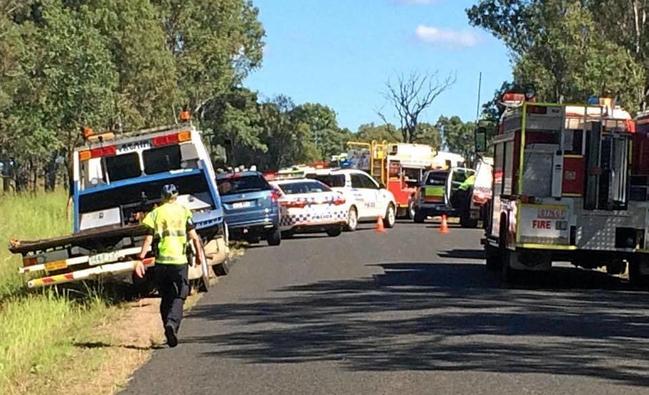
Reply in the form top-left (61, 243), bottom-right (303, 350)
top-left (484, 96), bottom-right (649, 283)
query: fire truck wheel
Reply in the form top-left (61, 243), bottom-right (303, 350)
top-left (383, 204), bottom-right (396, 228)
top-left (629, 257), bottom-right (649, 286)
top-left (346, 207), bottom-right (358, 231)
top-left (485, 245), bottom-right (501, 272)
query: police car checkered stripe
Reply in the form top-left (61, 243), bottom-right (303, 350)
top-left (280, 210), bottom-right (347, 227)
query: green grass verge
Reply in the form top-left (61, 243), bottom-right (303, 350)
top-left (0, 191), bottom-right (113, 394)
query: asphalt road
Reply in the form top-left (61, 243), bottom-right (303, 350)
top-left (123, 221), bottom-right (649, 395)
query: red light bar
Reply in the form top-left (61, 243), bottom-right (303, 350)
top-left (152, 131), bottom-right (191, 147)
top-left (152, 133), bottom-right (179, 147)
top-left (90, 145), bottom-right (116, 158)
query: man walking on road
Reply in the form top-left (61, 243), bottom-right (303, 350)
top-left (134, 184), bottom-right (202, 347)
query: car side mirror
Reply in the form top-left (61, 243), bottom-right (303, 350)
top-left (475, 126), bottom-right (487, 154)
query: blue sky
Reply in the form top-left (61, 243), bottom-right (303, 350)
top-left (245, 0), bottom-right (512, 131)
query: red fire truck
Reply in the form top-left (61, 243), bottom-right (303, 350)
top-left (346, 142), bottom-right (436, 218)
top-left (483, 95), bottom-right (649, 283)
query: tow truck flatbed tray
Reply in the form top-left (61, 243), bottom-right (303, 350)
top-left (9, 224), bottom-right (148, 254)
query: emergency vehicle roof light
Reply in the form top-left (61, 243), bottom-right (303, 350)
top-left (152, 131), bottom-right (191, 147)
top-left (78, 145), bottom-right (117, 161)
top-left (501, 92), bottom-right (526, 106)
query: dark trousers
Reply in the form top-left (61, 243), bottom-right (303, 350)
top-left (155, 264), bottom-right (189, 331)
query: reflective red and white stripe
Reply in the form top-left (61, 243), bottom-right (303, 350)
top-left (27, 258), bottom-right (155, 288)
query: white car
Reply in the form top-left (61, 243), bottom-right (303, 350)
top-left (271, 178), bottom-right (349, 237)
top-left (306, 169), bottom-right (397, 231)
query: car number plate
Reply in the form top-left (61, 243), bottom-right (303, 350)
top-left (89, 251), bottom-right (119, 266)
top-left (45, 260), bottom-right (67, 271)
top-left (232, 201), bottom-right (253, 209)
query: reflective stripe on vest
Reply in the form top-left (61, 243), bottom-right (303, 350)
top-left (142, 202), bottom-right (193, 265)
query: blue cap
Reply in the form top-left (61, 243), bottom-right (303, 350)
top-left (161, 184), bottom-right (178, 200)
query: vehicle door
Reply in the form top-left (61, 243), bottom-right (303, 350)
top-left (351, 173), bottom-right (380, 219)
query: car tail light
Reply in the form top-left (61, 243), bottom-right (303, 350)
top-left (282, 200), bottom-right (307, 208)
top-left (332, 196), bottom-right (346, 205)
top-left (271, 188), bottom-right (282, 202)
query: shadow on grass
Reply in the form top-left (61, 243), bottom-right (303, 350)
top-left (74, 341), bottom-right (165, 351)
top-left (185, 261), bottom-right (649, 387)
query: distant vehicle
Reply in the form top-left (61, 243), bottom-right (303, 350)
top-left (216, 171), bottom-right (281, 246)
top-left (413, 167), bottom-right (478, 227)
top-left (431, 151), bottom-right (466, 169)
top-left (470, 157), bottom-right (493, 228)
top-left (271, 178), bottom-right (348, 237)
top-left (306, 168), bottom-right (397, 231)
top-left (11, 122), bottom-right (228, 289)
top-left (346, 142), bottom-right (437, 219)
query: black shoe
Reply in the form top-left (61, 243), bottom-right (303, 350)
top-left (165, 324), bottom-right (178, 348)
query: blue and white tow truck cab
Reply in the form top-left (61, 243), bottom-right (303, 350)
top-left (14, 124), bottom-right (228, 289)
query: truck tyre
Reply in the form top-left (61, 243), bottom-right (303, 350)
top-left (346, 207), bottom-right (358, 231)
top-left (485, 245), bottom-right (501, 272)
top-left (629, 256), bottom-right (649, 286)
top-left (499, 216), bottom-right (518, 284)
top-left (266, 227), bottom-right (282, 246)
top-left (383, 204), bottom-right (396, 228)
top-left (413, 210), bottom-right (426, 224)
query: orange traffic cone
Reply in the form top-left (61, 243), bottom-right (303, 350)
top-left (439, 214), bottom-right (449, 234)
top-left (375, 216), bottom-right (386, 233)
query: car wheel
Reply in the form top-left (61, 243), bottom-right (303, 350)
top-left (266, 227), bottom-right (281, 246)
top-left (326, 227), bottom-right (342, 237)
top-left (346, 207), bottom-right (358, 231)
top-left (413, 210), bottom-right (426, 223)
top-left (407, 199), bottom-right (416, 219)
top-left (281, 230), bottom-right (295, 239)
top-left (383, 204), bottom-right (396, 228)
top-left (212, 257), bottom-right (230, 276)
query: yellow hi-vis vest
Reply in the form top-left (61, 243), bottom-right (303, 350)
top-left (142, 202), bottom-right (193, 265)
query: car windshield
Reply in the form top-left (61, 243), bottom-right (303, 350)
top-left (308, 174), bottom-right (346, 187)
top-left (217, 174), bottom-right (271, 195)
top-left (278, 181), bottom-right (331, 194)
top-left (424, 172), bottom-right (448, 186)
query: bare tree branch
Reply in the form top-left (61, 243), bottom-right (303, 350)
top-left (382, 71), bottom-right (455, 142)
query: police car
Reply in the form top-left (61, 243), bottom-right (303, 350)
top-left (270, 178), bottom-right (348, 237)
top-left (305, 169), bottom-right (397, 231)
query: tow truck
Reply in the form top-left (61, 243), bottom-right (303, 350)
top-left (346, 141), bottom-right (436, 218)
top-left (482, 94), bottom-right (649, 283)
top-left (9, 120), bottom-right (229, 290)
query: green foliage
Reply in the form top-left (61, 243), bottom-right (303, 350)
top-left (0, 0), bottom-right (265, 189)
top-left (356, 123), bottom-right (402, 143)
top-left (436, 115), bottom-right (476, 159)
top-left (290, 103), bottom-right (351, 160)
top-left (468, 0), bottom-right (646, 114)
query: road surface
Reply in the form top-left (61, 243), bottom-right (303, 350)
top-left (123, 222), bottom-right (649, 394)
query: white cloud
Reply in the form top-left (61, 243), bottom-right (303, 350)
top-left (415, 25), bottom-right (480, 48)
